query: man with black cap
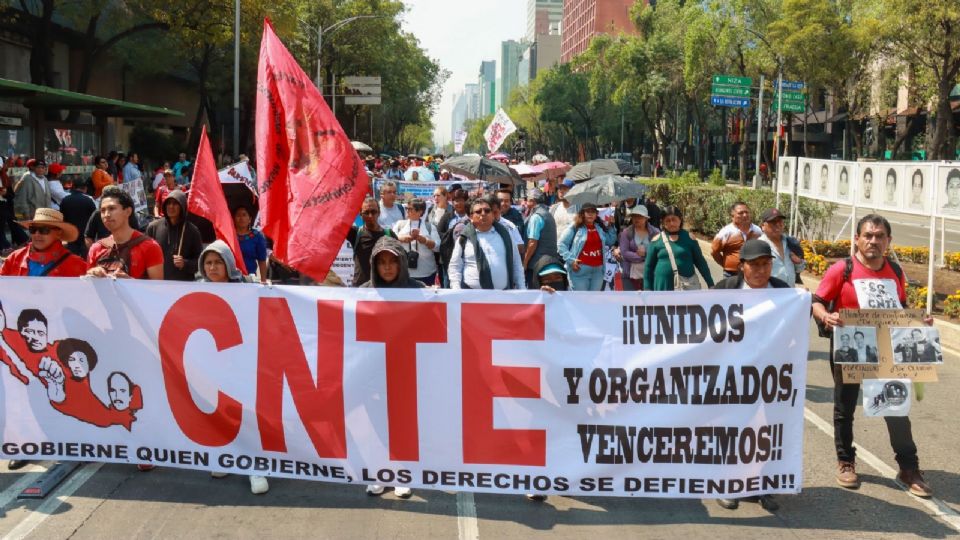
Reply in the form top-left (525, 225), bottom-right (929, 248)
top-left (758, 208), bottom-right (805, 285)
top-left (549, 178), bottom-right (577, 235)
top-left (13, 159), bottom-right (52, 221)
top-left (713, 239), bottom-right (790, 290)
top-left (713, 239), bottom-right (786, 512)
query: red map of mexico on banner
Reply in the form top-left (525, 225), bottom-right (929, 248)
top-left (255, 19), bottom-right (369, 281)
top-left (0, 279), bottom-right (811, 499)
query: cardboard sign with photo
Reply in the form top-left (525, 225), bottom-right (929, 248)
top-left (862, 379), bottom-right (911, 417)
top-left (839, 310), bottom-right (938, 383)
top-left (902, 165), bottom-right (934, 215)
top-left (936, 165), bottom-right (960, 219)
top-left (889, 326), bottom-right (944, 365)
top-left (832, 326), bottom-right (879, 364)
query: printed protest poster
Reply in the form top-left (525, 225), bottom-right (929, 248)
top-left (120, 178), bottom-right (148, 214)
top-left (936, 165), bottom-right (960, 219)
top-left (858, 164), bottom-right (879, 207)
top-left (797, 159), bottom-right (814, 198)
top-left (839, 310), bottom-right (938, 383)
top-left (902, 164), bottom-right (934, 215)
top-left (878, 164), bottom-right (905, 211)
top-left (778, 157), bottom-right (797, 195)
top-left (484, 108), bottom-right (517, 153)
top-left (890, 327), bottom-right (943, 364)
top-left (834, 162), bottom-right (854, 204)
top-left (862, 379), bottom-right (912, 417)
top-left (0, 281), bottom-right (810, 499)
top-left (330, 241), bottom-right (354, 286)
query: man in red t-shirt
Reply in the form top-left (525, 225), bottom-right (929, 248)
top-left (86, 186), bottom-right (163, 280)
top-left (812, 214), bottom-right (933, 498)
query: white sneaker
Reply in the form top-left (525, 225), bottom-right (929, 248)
top-left (211, 471), bottom-right (228, 479)
top-left (249, 475), bottom-right (269, 494)
top-left (394, 487), bottom-right (413, 499)
top-left (366, 484), bottom-right (385, 496)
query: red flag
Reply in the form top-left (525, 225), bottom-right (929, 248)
top-left (188, 125), bottom-right (248, 274)
top-left (255, 19), bottom-right (369, 281)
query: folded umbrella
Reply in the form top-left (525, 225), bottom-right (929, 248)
top-left (564, 174), bottom-right (646, 206)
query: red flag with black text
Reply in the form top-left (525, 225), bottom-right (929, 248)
top-left (255, 19), bottom-right (369, 281)
top-left (188, 125), bottom-right (247, 274)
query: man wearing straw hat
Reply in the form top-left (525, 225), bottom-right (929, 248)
top-left (0, 208), bottom-right (88, 277)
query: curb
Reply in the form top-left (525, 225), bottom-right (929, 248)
top-left (694, 238), bottom-right (960, 353)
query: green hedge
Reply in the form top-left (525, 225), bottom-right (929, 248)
top-left (638, 175), bottom-right (837, 238)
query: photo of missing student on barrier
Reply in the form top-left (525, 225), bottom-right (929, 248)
top-left (838, 310), bottom-right (939, 383)
top-left (832, 326), bottom-right (878, 364)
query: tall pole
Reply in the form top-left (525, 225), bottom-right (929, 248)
top-left (316, 26), bottom-right (322, 89)
top-left (754, 74), bottom-right (764, 189)
top-left (775, 69), bottom-right (784, 158)
top-left (232, 0), bottom-right (240, 158)
top-left (619, 101), bottom-right (625, 155)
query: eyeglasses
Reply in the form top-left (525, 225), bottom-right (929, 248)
top-left (361, 210), bottom-right (380, 216)
top-left (29, 226), bottom-right (53, 235)
top-left (381, 191), bottom-right (396, 195)
top-left (472, 208), bottom-right (492, 215)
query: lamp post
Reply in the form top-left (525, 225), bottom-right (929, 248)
top-left (315, 15), bottom-right (388, 116)
top-left (232, 0), bottom-right (240, 158)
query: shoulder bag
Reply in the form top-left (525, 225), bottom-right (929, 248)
top-left (662, 234), bottom-right (700, 291)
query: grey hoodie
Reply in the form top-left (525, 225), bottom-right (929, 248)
top-left (359, 236), bottom-right (425, 289)
top-left (196, 240), bottom-right (245, 282)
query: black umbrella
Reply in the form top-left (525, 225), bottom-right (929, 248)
top-left (564, 175), bottom-right (646, 206)
top-left (566, 159), bottom-right (637, 181)
top-left (441, 155), bottom-right (522, 185)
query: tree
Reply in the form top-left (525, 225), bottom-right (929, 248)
top-left (876, 0), bottom-right (960, 160)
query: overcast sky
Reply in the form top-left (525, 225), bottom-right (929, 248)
top-left (400, 0), bottom-right (527, 148)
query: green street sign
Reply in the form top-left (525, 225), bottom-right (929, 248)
top-left (778, 90), bottom-right (806, 101)
top-left (713, 75), bottom-right (752, 86)
top-left (711, 84), bottom-right (751, 97)
top-left (773, 101), bottom-right (805, 113)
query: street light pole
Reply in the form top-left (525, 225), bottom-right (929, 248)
top-left (316, 15), bottom-right (387, 117)
top-left (753, 74), bottom-right (764, 189)
top-left (232, 0), bottom-right (240, 158)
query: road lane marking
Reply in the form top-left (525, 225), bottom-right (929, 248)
top-left (1, 463), bottom-right (102, 540)
top-left (803, 407), bottom-right (960, 533)
top-left (457, 491), bottom-right (479, 540)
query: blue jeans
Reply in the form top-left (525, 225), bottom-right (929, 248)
top-left (569, 264), bottom-right (605, 291)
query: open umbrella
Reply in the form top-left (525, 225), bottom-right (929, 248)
top-left (566, 159), bottom-right (637, 181)
top-left (509, 163), bottom-right (542, 177)
top-left (403, 166), bottom-right (435, 181)
top-left (351, 141), bottom-right (373, 153)
top-left (563, 174), bottom-right (646, 206)
top-left (442, 155), bottom-right (522, 185)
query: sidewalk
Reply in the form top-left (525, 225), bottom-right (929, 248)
top-left (693, 238), bottom-right (960, 354)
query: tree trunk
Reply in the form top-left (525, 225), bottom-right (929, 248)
top-left (930, 77), bottom-right (956, 160)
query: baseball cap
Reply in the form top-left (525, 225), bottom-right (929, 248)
top-left (560, 179), bottom-right (575, 189)
top-left (581, 202), bottom-right (598, 213)
top-left (760, 208), bottom-right (785, 223)
top-left (740, 239), bottom-right (774, 261)
top-left (48, 163), bottom-right (66, 175)
top-left (538, 263), bottom-right (567, 277)
top-left (628, 205), bottom-right (649, 218)
top-left (526, 188), bottom-right (543, 201)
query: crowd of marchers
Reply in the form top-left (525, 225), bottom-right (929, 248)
top-left (0, 152), bottom-right (937, 508)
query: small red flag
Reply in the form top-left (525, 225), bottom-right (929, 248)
top-left (188, 125), bottom-right (248, 274)
top-left (255, 19), bottom-right (369, 281)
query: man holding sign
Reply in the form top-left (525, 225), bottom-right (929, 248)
top-left (811, 214), bottom-right (933, 498)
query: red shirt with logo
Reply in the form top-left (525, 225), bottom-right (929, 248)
top-left (579, 225), bottom-right (604, 267)
top-left (86, 231), bottom-right (164, 279)
top-left (815, 256), bottom-right (906, 310)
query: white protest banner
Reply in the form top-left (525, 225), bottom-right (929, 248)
top-left (0, 280), bottom-right (810, 498)
top-left (331, 241), bottom-right (354, 286)
top-left (484, 108), bottom-right (517, 154)
top-left (373, 179), bottom-right (491, 200)
top-left (454, 130), bottom-right (468, 154)
top-left (219, 160), bottom-right (258, 194)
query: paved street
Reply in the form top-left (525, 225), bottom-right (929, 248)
top-left (823, 204), bottom-right (960, 252)
top-left (1, 259), bottom-right (958, 540)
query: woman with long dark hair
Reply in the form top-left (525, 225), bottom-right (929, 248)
top-left (643, 206), bottom-right (714, 291)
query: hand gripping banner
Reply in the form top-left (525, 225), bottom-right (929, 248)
top-left (0, 279), bottom-right (810, 498)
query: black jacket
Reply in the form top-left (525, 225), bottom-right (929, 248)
top-left (712, 273), bottom-right (791, 290)
top-left (144, 190), bottom-right (203, 281)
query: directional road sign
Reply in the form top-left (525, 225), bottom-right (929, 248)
top-left (713, 75), bottom-right (752, 86)
top-left (711, 84), bottom-right (751, 97)
top-left (779, 80), bottom-right (805, 90)
top-left (779, 91), bottom-right (806, 101)
top-left (773, 101), bottom-right (805, 113)
top-left (711, 96), bottom-right (750, 108)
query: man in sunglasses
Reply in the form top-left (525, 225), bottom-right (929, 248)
top-left (448, 198), bottom-right (526, 290)
top-left (346, 197), bottom-right (397, 286)
top-left (1, 208), bottom-right (88, 277)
